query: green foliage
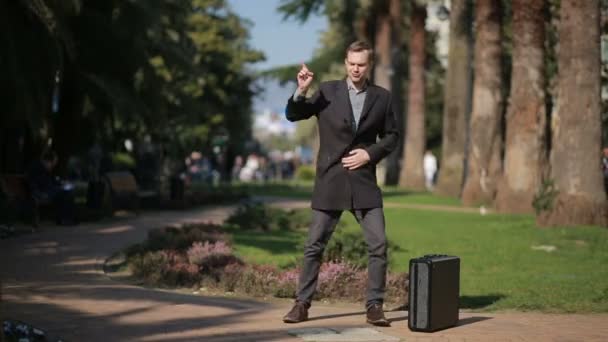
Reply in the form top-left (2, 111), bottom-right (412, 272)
top-left (225, 202), bottom-right (311, 231)
top-left (1, 0), bottom-right (263, 172)
top-left (126, 223), bottom-right (228, 256)
top-left (295, 165), bottom-right (315, 181)
top-left (111, 152), bottom-right (136, 170)
top-left (324, 229), bottom-right (369, 268)
top-left (324, 227), bottom-right (403, 269)
top-left (278, 0), bottom-right (325, 23)
top-left (231, 203), bottom-right (608, 312)
top-left (270, 0), bottom-right (361, 85)
top-left (532, 179), bottom-right (559, 215)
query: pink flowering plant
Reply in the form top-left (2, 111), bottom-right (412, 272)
top-left (124, 219), bottom-right (408, 306)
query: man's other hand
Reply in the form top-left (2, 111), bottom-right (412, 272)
top-left (341, 149), bottom-right (370, 170)
top-left (297, 63), bottom-right (314, 92)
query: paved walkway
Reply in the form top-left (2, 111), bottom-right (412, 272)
top-left (1, 203), bottom-right (608, 341)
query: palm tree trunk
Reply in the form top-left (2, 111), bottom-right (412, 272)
top-left (0, 278), bottom-right (4, 342)
top-left (374, 4), bottom-right (392, 90)
top-left (537, 0), bottom-right (607, 226)
top-left (436, 0), bottom-right (473, 197)
top-left (461, 0), bottom-right (503, 205)
top-left (495, 0), bottom-right (547, 213)
top-left (381, 0), bottom-right (404, 186)
top-left (399, 1), bottom-right (426, 190)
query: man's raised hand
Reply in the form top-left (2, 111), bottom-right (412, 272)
top-left (297, 64), bottom-right (314, 92)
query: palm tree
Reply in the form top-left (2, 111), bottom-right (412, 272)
top-left (537, 0), bottom-right (607, 226)
top-left (461, 0), bottom-right (503, 206)
top-left (399, 0), bottom-right (427, 190)
top-left (435, 0), bottom-right (473, 197)
top-left (374, 0), bottom-right (403, 185)
top-left (495, 0), bottom-right (547, 213)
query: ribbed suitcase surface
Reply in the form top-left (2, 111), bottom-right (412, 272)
top-left (408, 255), bottom-right (460, 332)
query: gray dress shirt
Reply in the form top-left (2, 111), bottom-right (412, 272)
top-left (293, 78), bottom-right (368, 132)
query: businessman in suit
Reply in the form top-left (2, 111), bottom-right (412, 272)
top-left (282, 41), bottom-right (399, 326)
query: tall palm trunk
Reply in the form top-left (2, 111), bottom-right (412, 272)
top-left (399, 1), bottom-right (426, 190)
top-left (374, 2), bottom-right (392, 90)
top-left (538, 0), bottom-right (607, 226)
top-left (380, 0), bottom-right (404, 186)
top-left (495, 0), bottom-right (547, 213)
top-left (461, 0), bottom-right (503, 205)
top-left (436, 0), bottom-right (473, 197)
top-left (0, 280), bottom-right (3, 342)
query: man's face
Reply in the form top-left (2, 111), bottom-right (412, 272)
top-left (345, 50), bottom-right (371, 85)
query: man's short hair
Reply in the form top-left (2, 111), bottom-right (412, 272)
top-left (345, 41), bottom-right (374, 62)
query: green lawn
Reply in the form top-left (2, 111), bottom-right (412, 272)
top-left (241, 182), bottom-right (462, 206)
top-left (382, 188), bottom-right (462, 206)
top-left (229, 197), bottom-right (608, 313)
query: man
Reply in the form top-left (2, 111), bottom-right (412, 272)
top-left (27, 150), bottom-right (76, 225)
top-left (282, 41), bottom-right (399, 326)
top-left (423, 150), bottom-right (438, 191)
top-left (602, 147), bottom-right (608, 194)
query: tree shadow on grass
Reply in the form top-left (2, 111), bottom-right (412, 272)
top-left (460, 294), bottom-right (506, 309)
top-left (231, 230), bottom-right (304, 255)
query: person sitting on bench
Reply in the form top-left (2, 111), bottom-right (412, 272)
top-left (27, 149), bottom-right (77, 225)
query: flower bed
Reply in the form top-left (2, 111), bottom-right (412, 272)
top-left (120, 203), bottom-right (408, 306)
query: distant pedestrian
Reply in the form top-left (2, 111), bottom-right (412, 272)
top-left (602, 147), bottom-right (608, 193)
top-left (423, 150), bottom-right (438, 191)
top-left (27, 150), bottom-right (77, 225)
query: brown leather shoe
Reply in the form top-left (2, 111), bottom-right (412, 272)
top-left (283, 301), bottom-right (309, 323)
top-left (366, 303), bottom-right (390, 326)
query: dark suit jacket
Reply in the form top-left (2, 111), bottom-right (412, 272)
top-left (286, 80), bottom-right (399, 210)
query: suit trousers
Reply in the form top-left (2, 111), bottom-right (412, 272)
top-left (296, 208), bottom-right (387, 308)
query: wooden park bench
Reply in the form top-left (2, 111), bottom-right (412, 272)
top-left (103, 171), bottom-right (161, 213)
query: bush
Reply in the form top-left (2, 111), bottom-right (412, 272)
top-left (274, 267), bottom-right (300, 298)
top-left (225, 202), bottom-right (310, 231)
top-left (123, 221), bottom-right (409, 304)
top-left (324, 229), bottom-right (403, 269)
top-left (129, 249), bottom-right (201, 287)
top-left (129, 223), bottom-right (228, 255)
top-left (219, 262), bottom-right (246, 292)
top-left (187, 241), bottom-right (242, 280)
top-left (386, 272), bottom-right (409, 307)
top-left (316, 261), bottom-right (365, 301)
top-left (112, 152), bottom-right (136, 170)
top-left (532, 178), bottom-right (559, 214)
top-left (126, 222), bottom-right (239, 288)
top-left (324, 230), bottom-right (370, 269)
top-left (231, 264), bottom-right (279, 297)
top-left (160, 250), bottom-right (201, 287)
top-left (187, 241), bottom-right (232, 265)
top-left (295, 165), bottom-right (315, 181)
top-left (130, 250), bottom-right (169, 284)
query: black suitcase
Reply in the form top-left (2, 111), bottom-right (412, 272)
top-left (408, 254), bottom-right (460, 332)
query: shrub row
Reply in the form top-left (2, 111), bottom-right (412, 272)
top-left (225, 201), bottom-right (311, 231)
top-left (125, 203), bottom-right (408, 305)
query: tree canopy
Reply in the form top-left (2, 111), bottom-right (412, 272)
top-left (0, 0), bottom-right (263, 172)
